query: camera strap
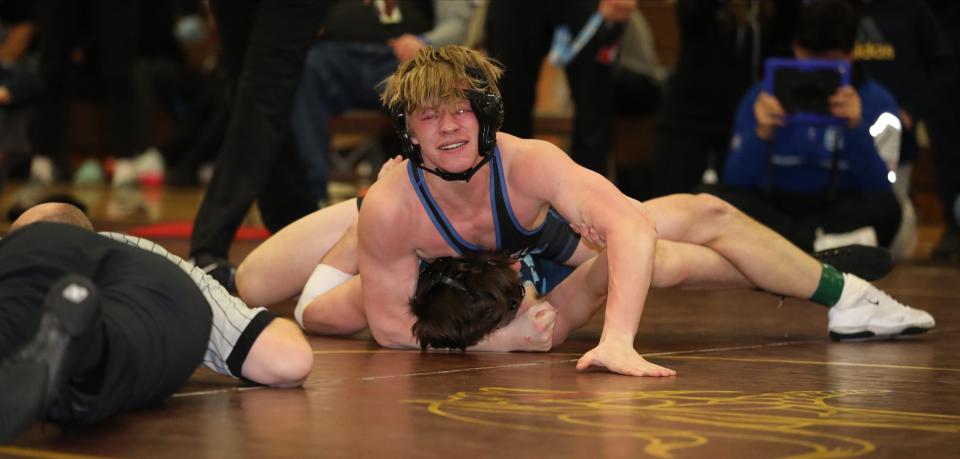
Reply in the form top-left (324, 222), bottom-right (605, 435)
top-left (826, 127), bottom-right (842, 204)
top-left (764, 139), bottom-right (776, 197)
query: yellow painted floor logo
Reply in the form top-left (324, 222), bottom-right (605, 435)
top-left (410, 387), bottom-right (960, 458)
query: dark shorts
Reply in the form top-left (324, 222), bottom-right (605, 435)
top-left (518, 253), bottom-right (575, 297)
top-left (530, 208), bottom-right (580, 264)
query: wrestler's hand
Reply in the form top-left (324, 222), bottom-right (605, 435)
top-left (576, 341), bottom-right (676, 377)
top-left (570, 222), bottom-right (606, 248)
top-left (377, 155), bottom-right (404, 181)
top-left (512, 301), bottom-right (557, 351)
top-left (471, 301), bottom-right (556, 352)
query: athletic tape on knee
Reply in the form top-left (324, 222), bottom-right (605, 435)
top-left (295, 264), bottom-right (353, 327)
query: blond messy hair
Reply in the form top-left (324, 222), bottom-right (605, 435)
top-left (380, 45), bottom-right (503, 114)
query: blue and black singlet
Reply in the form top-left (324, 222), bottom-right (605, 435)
top-left (407, 145), bottom-right (580, 263)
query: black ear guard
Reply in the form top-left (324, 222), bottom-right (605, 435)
top-left (468, 87), bottom-right (504, 159)
top-left (390, 106), bottom-right (419, 163)
top-left (418, 258), bottom-right (522, 311)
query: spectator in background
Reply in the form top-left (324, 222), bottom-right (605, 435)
top-left (0, 0), bottom-right (40, 192)
top-left (708, 0), bottom-right (902, 252)
top-left (484, 0), bottom-right (636, 177)
top-left (291, 0), bottom-right (474, 203)
top-left (610, 7), bottom-right (666, 119)
top-left (650, 0), bottom-right (800, 199)
top-left (133, 2), bottom-right (231, 187)
top-left (28, 0), bottom-right (144, 187)
top-left (851, 0), bottom-right (958, 259)
top-left (188, 0), bottom-right (329, 290)
top-left (608, 7), bottom-right (667, 200)
top-left (925, 0), bottom-right (960, 262)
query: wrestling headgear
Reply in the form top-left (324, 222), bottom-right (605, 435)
top-left (418, 257), bottom-right (522, 311)
top-left (392, 67), bottom-right (504, 182)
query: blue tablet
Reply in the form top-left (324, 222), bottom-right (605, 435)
top-left (764, 58), bottom-right (851, 125)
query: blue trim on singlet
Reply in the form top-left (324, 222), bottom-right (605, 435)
top-left (491, 147), bottom-right (546, 238)
top-left (408, 145), bottom-right (549, 257)
top-left (408, 161), bottom-right (483, 256)
top-left (488, 157), bottom-right (502, 250)
top-left (518, 253), bottom-right (574, 296)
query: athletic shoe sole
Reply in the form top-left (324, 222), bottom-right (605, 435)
top-left (0, 275), bottom-right (100, 442)
top-left (829, 324), bottom-right (934, 341)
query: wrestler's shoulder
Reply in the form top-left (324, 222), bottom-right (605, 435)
top-left (497, 133), bottom-right (564, 158)
top-left (360, 169), bottom-right (418, 215)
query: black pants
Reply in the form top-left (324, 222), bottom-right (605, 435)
top-left (0, 223), bottom-right (210, 425)
top-left (651, 123), bottom-right (731, 199)
top-left (704, 186), bottom-right (902, 252)
top-left (925, 99), bottom-right (960, 231)
top-left (190, 0), bottom-right (324, 259)
top-left (31, 0), bottom-right (141, 163)
top-left (485, 0), bottom-right (618, 175)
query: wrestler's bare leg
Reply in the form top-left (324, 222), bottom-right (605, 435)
top-left (237, 156), bottom-right (403, 306)
top-left (548, 238), bottom-right (748, 346)
top-left (640, 194), bottom-right (821, 299)
top-left (292, 223), bottom-right (365, 334)
top-left (236, 199), bottom-right (359, 305)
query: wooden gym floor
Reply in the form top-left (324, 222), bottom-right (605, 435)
top-left (0, 183), bottom-right (958, 459)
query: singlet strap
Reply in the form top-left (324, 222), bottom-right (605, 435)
top-left (407, 161), bottom-right (482, 256)
top-left (489, 146), bottom-right (546, 252)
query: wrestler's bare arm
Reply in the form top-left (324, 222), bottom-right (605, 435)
top-left (356, 187), bottom-right (423, 348)
top-left (357, 180), bottom-right (560, 352)
top-left (507, 136), bottom-right (674, 377)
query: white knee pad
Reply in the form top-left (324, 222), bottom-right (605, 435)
top-left (295, 264), bottom-right (353, 328)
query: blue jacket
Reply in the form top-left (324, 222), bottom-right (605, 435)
top-left (722, 80), bottom-right (898, 194)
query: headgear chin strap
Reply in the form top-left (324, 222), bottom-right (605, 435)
top-left (418, 153), bottom-right (493, 182)
top-left (391, 68), bottom-right (504, 182)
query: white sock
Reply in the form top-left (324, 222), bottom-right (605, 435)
top-left (295, 264), bottom-right (353, 327)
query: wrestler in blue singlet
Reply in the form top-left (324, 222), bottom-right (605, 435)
top-left (408, 146), bottom-right (579, 295)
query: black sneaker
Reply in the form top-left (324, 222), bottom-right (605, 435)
top-left (812, 244), bottom-right (893, 281)
top-left (0, 275), bottom-right (101, 442)
top-left (193, 253), bottom-right (237, 293)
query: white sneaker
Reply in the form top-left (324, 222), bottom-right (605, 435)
top-left (828, 274), bottom-right (935, 340)
top-left (29, 156), bottom-right (55, 185)
top-left (813, 226), bottom-right (878, 252)
top-left (133, 147), bottom-right (165, 186)
top-left (112, 159), bottom-right (137, 187)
